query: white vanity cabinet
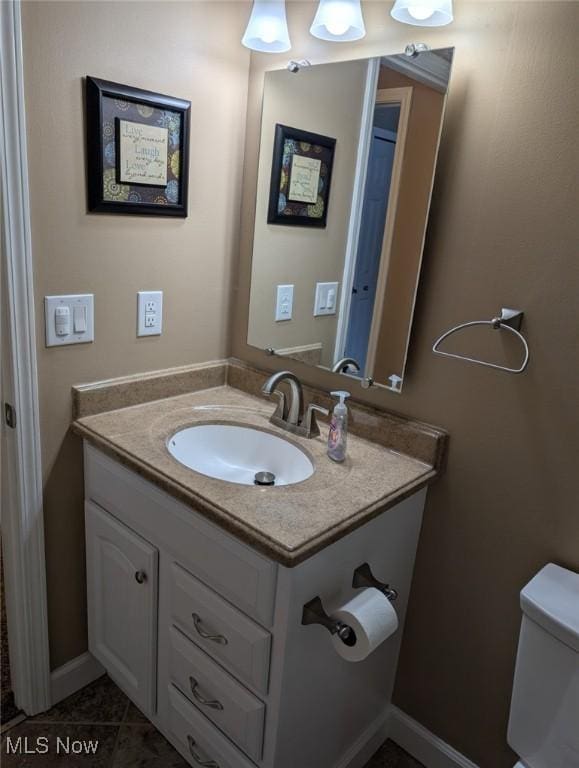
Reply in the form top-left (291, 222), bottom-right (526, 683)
top-left (85, 500), bottom-right (158, 715)
top-left (83, 442), bottom-right (427, 768)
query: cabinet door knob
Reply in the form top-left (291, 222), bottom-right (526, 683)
top-left (134, 570), bottom-right (147, 584)
top-left (187, 735), bottom-right (219, 767)
top-left (191, 612), bottom-right (228, 645)
top-left (189, 676), bottom-right (223, 710)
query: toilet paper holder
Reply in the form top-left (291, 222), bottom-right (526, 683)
top-left (352, 562), bottom-right (398, 602)
top-left (301, 563), bottom-right (398, 645)
top-left (301, 597), bottom-right (357, 645)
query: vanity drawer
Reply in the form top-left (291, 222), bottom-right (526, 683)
top-left (168, 685), bottom-right (257, 768)
top-left (169, 626), bottom-right (265, 761)
top-left (170, 562), bottom-right (271, 694)
top-left (84, 444), bottom-right (277, 626)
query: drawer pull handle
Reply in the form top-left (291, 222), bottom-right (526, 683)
top-left (134, 570), bottom-right (147, 584)
top-left (192, 613), bottom-right (228, 645)
top-left (189, 676), bottom-right (224, 711)
top-left (187, 735), bottom-right (220, 768)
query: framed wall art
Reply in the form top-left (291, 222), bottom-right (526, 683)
top-left (267, 124), bottom-right (336, 228)
top-left (86, 76), bottom-right (190, 217)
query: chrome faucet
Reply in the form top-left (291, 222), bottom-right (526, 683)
top-left (261, 371), bottom-right (328, 438)
top-left (332, 357), bottom-right (361, 374)
top-left (262, 371), bottom-right (303, 425)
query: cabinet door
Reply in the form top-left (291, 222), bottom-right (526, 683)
top-left (85, 501), bottom-right (158, 715)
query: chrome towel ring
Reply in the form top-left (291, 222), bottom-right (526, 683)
top-left (432, 308), bottom-right (530, 374)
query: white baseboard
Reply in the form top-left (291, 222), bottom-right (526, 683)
top-left (50, 652), bottom-right (105, 707)
top-left (389, 706), bottom-right (479, 768)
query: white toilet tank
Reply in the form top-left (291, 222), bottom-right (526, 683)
top-left (507, 563), bottom-right (579, 768)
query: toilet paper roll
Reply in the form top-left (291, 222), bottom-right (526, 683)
top-left (332, 588), bottom-right (398, 662)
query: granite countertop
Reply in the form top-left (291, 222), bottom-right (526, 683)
top-left (73, 381), bottom-right (438, 566)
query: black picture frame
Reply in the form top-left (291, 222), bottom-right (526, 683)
top-left (86, 76), bottom-right (191, 217)
top-left (267, 124), bottom-right (336, 228)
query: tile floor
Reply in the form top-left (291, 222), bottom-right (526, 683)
top-left (1, 676), bottom-right (424, 767)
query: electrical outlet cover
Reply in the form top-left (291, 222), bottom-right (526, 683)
top-left (275, 284), bottom-right (294, 322)
top-left (137, 291), bottom-right (163, 336)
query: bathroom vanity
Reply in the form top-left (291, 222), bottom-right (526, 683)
top-left (74, 361), bottom-right (446, 768)
top-left (70, 44), bottom-right (453, 766)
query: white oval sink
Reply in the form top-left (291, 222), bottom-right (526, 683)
top-left (167, 424), bottom-right (314, 487)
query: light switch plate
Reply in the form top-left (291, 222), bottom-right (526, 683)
top-left (137, 291), bottom-right (163, 336)
top-left (275, 284), bottom-right (294, 322)
top-left (45, 294), bottom-right (94, 347)
top-left (314, 282), bottom-right (339, 316)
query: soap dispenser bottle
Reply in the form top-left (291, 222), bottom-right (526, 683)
top-left (327, 391), bottom-right (350, 462)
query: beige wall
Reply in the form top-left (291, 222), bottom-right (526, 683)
top-left (247, 60), bottom-right (366, 367)
top-left (21, 0), bottom-right (250, 669)
top-left (233, 2), bottom-right (579, 766)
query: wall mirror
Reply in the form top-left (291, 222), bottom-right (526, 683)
top-left (247, 47), bottom-right (454, 393)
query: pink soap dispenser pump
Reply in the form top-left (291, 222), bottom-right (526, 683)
top-left (327, 391), bottom-right (350, 462)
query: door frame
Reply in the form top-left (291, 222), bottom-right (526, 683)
top-left (333, 57), bottom-right (380, 368)
top-left (364, 86), bottom-right (412, 377)
top-left (333, 71), bottom-right (413, 375)
top-left (0, 0), bottom-right (52, 715)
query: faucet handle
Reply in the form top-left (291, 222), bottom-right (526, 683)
top-left (304, 403), bottom-right (329, 438)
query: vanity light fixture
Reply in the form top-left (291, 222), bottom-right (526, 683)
top-left (310, 0), bottom-right (366, 42)
top-left (242, 0), bottom-right (291, 53)
top-left (390, 0), bottom-right (453, 26)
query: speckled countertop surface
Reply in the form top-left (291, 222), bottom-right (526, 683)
top-left (73, 384), bottom-right (437, 565)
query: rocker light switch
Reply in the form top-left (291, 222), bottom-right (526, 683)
top-left (73, 304), bottom-right (87, 333)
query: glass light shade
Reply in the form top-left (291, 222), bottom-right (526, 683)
top-left (242, 0), bottom-right (291, 53)
top-left (390, 0), bottom-right (453, 26)
top-left (310, 0), bottom-right (366, 42)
